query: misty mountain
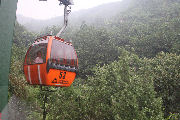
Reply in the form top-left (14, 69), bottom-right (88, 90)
top-left (16, 0), bottom-right (132, 32)
top-left (16, 14), bottom-right (63, 32)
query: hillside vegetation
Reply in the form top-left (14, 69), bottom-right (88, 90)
top-left (10, 0), bottom-right (180, 119)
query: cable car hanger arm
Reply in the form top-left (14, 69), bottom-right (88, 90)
top-left (56, 0), bottom-right (73, 36)
top-left (56, 5), bottom-right (71, 37)
top-left (39, 0), bottom-right (73, 37)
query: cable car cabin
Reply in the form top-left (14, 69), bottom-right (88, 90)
top-left (23, 36), bottom-right (78, 87)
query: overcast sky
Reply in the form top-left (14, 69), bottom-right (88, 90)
top-left (16, 0), bottom-right (122, 20)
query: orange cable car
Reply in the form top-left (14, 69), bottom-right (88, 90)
top-left (23, 35), bottom-right (78, 87)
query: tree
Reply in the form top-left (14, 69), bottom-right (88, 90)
top-left (149, 52), bottom-right (180, 117)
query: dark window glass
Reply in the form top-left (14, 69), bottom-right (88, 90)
top-left (26, 41), bottom-right (47, 65)
top-left (50, 39), bottom-right (77, 67)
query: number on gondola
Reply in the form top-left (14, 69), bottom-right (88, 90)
top-left (59, 72), bottom-right (66, 79)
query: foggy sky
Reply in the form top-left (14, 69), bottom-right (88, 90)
top-left (16, 0), bottom-right (122, 20)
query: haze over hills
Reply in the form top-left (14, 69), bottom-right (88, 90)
top-left (16, 0), bottom-right (132, 32)
top-left (16, 14), bottom-right (63, 32)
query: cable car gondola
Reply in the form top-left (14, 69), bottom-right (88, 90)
top-left (23, 0), bottom-right (77, 87)
top-left (23, 36), bottom-right (78, 87)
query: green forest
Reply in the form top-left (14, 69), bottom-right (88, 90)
top-left (9, 0), bottom-right (180, 119)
